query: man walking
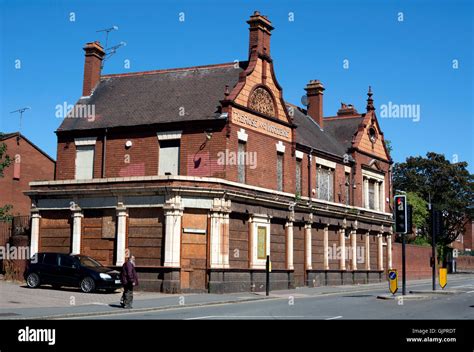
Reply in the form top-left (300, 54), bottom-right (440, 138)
top-left (120, 255), bottom-right (138, 309)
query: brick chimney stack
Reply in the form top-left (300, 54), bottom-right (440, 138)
top-left (304, 80), bottom-right (325, 127)
top-left (82, 41), bottom-right (105, 97)
top-left (247, 11), bottom-right (274, 58)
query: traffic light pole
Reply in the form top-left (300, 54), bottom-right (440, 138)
top-left (431, 209), bottom-right (436, 291)
top-left (402, 233), bottom-right (406, 295)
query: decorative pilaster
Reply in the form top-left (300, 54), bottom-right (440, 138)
top-left (339, 227), bottom-right (346, 270)
top-left (323, 225), bottom-right (329, 270)
top-left (71, 206), bottom-right (83, 255)
top-left (377, 233), bottom-right (384, 271)
top-left (387, 233), bottom-right (393, 269)
top-left (210, 198), bottom-right (231, 269)
top-left (305, 223), bottom-right (312, 270)
top-left (116, 203), bottom-right (128, 266)
top-left (286, 218), bottom-right (294, 270)
top-left (350, 230), bottom-right (357, 270)
top-left (365, 232), bottom-right (371, 270)
top-left (30, 209), bottom-right (41, 257)
top-left (364, 177), bottom-right (369, 208)
top-left (163, 195), bottom-right (184, 268)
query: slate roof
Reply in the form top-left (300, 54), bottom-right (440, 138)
top-left (57, 62), bottom-right (245, 131)
top-left (289, 104), bottom-right (349, 157)
top-left (324, 116), bottom-right (365, 150)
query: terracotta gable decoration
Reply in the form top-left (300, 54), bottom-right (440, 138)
top-left (248, 86), bottom-right (275, 117)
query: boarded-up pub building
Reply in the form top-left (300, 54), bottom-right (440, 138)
top-left (27, 11), bottom-right (394, 293)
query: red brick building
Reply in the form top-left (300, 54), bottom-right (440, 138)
top-left (0, 132), bottom-right (55, 216)
top-left (27, 12), bottom-right (394, 292)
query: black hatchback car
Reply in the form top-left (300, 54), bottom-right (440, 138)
top-left (24, 252), bottom-right (122, 293)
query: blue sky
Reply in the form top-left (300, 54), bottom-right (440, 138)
top-left (1, 0), bottom-right (472, 171)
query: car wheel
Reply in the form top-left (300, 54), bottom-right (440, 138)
top-left (80, 277), bottom-right (96, 293)
top-left (26, 273), bottom-right (41, 288)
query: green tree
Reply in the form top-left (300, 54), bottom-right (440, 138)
top-left (393, 152), bottom-right (474, 249)
top-left (406, 191), bottom-right (429, 230)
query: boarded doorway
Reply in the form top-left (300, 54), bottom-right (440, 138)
top-left (181, 209), bottom-right (208, 292)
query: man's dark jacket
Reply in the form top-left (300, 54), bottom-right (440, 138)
top-left (121, 261), bottom-right (138, 286)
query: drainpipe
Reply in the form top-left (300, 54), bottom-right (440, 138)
top-left (307, 149), bottom-right (313, 206)
top-left (102, 128), bottom-right (107, 178)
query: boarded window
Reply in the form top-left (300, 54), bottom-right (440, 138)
top-left (75, 145), bottom-right (94, 179)
top-left (317, 166), bottom-right (334, 202)
top-left (159, 139), bottom-right (180, 175)
top-left (368, 180), bottom-right (375, 209)
top-left (276, 153), bottom-right (283, 192)
top-left (296, 159), bottom-right (302, 195)
top-left (238, 141), bottom-right (246, 183)
top-left (257, 226), bottom-right (267, 259)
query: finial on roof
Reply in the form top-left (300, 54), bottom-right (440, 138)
top-left (224, 85), bottom-right (230, 98)
top-left (366, 86), bottom-right (375, 111)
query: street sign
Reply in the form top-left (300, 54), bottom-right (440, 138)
top-left (394, 195), bottom-right (407, 234)
top-left (439, 268), bottom-right (447, 289)
top-left (388, 269), bottom-right (398, 295)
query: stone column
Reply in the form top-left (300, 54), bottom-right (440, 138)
top-left (286, 220), bottom-right (294, 270)
top-left (339, 227), bottom-right (346, 270)
top-left (210, 198), bottom-right (231, 269)
top-left (365, 232), bottom-right (371, 270)
top-left (379, 182), bottom-right (385, 212)
top-left (323, 225), bottom-right (329, 270)
top-left (387, 233), bottom-right (393, 269)
top-left (364, 177), bottom-right (369, 208)
top-left (115, 203), bottom-right (128, 266)
top-left (163, 195), bottom-right (184, 268)
top-left (350, 230), bottom-right (357, 270)
top-left (305, 223), bottom-right (312, 270)
top-left (30, 209), bottom-right (41, 257)
top-left (71, 206), bottom-right (83, 255)
top-left (377, 233), bottom-right (384, 271)
top-left (374, 181), bottom-right (380, 211)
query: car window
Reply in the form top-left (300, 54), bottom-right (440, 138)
top-left (43, 253), bottom-right (58, 266)
top-left (79, 256), bottom-right (102, 267)
top-left (59, 255), bottom-right (76, 268)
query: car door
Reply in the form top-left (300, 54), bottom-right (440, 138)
top-left (41, 253), bottom-right (59, 284)
top-left (58, 254), bottom-right (81, 287)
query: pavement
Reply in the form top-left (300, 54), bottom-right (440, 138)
top-left (0, 274), bottom-right (473, 320)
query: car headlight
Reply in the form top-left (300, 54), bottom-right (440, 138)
top-left (99, 273), bottom-right (112, 280)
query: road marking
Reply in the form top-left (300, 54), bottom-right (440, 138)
top-left (326, 315), bottom-right (343, 320)
top-left (186, 315), bottom-right (309, 320)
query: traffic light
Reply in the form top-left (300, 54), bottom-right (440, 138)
top-left (432, 209), bottom-right (444, 237)
top-left (394, 195), bottom-right (407, 234)
top-left (406, 204), bottom-right (413, 234)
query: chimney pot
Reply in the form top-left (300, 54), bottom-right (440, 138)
top-left (247, 11), bottom-right (274, 59)
top-left (82, 41), bottom-right (105, 97)
top-left (304, 80), bottom-right (325, 127)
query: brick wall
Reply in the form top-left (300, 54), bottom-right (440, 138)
top-left (270, 218), bottom-right (286, 270)
top-left (392, 242), bottom-right (432, 280)
top-left (229, 213), bottom-right (249, 268)
top-left (456, 256), bottom-right (474, 272)
top-left (0, 136), bottom-right (55, 215)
